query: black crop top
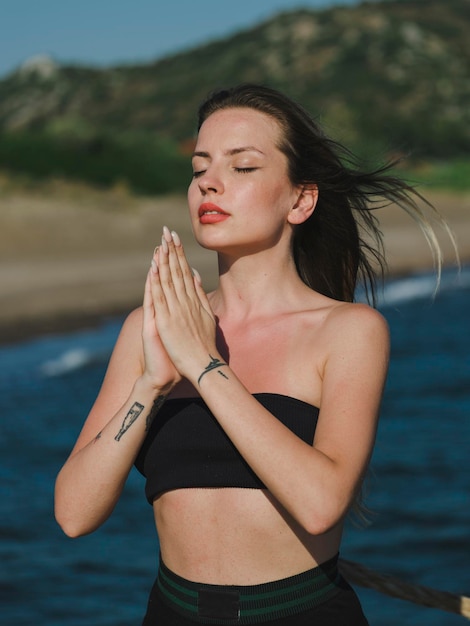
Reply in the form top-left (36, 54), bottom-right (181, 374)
top-left (135, 393), bottom-right (319, 504)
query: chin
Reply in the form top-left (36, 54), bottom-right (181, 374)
top-left (191, 226), bottom-right (230, 250)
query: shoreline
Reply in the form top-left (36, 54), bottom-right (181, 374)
top-left (2, 261), bottom-right (464, 347)
top-left (0, 186), bottom-right (468, 346)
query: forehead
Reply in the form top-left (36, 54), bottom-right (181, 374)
top-left (196, 107), bottom-right (283, 150)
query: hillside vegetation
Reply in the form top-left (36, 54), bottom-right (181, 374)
top-left (0, 0), bottom-right (468, 193)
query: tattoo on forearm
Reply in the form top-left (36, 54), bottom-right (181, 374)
top-left (93, 431), bottom-right (102, 443)
top-left (146, 394), bottom-right (167, 431)
top-left (197, 355), bottom-right (229, 386)
top-left (115, 402), bottom-right (144, 441)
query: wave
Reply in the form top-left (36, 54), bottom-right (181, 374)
top-left (30, 318), bottom-right (122, 378)
top-left (39, 347), bottom-right (110, 377)
top-left (358, 265), bottom-right (469, 308)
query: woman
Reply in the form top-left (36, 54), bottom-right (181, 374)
top-left (55, 85), bottom-right (445, 625)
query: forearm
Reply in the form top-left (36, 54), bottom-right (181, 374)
top-left (55, 376), bottom-right (168, 537)
top-left (187, 355), bottom-right (369, 535)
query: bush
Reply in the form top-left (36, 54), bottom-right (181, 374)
top-left (0, 130), bottom-right (191, 194)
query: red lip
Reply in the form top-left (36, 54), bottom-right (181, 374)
top-left (198, 202), bottom-right (229, 218)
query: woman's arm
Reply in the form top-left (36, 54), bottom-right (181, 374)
top-left (192, 304), bottom-right (389, 535)
top-left (55, 269), bottom-right (180, 537)
top-left (151, 230), bottom-right (389, 535)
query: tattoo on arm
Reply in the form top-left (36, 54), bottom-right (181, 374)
top-left (146, 394), bottom-right (167, 431)
top-left (115, 402), bottom-right (144, 441)
top-left (93, 431), bottom-right (102, 443)
top-left (197, 355), bottom-right (229, 386)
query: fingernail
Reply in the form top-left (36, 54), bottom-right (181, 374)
top-left (171, 230), bottom-right (181, 246)
top-left (192, 267), bottom-right (202, 283)
top-left (161, 235), bottom-right (169, 253)
top-left (163, 225), bottom-right (172, 242)
top-left (153, 246), bottom-right (159, 257)
top-left (151, 259), bottom-right (158, 273)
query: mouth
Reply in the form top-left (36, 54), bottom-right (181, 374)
top-left (198, 202), bottom-right (229, 218)
top-left (198, 202), bottom-right (230, 224)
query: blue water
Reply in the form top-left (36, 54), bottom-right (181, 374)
top-left (1, 268), bottom-right (469, 625)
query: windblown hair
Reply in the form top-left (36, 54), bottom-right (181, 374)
top-left (198, 84), bottom-right (452, 304)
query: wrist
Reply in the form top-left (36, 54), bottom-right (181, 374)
top-left (187, 352), bottom-right (230, 388)
top-left (134, 373), bottom-right (174, 398)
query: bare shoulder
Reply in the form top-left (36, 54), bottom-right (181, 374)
top-left (123, 305), bottom-right (144, 332)
top-left (113, 306), bottom-right (145, 369)
top-left (324, 301), bottom-right (389, 343)
top-left (309, 299), bottom-right (390, 378)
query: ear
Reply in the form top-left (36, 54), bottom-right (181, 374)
top-left (287, 185), bottom-right (318, 225)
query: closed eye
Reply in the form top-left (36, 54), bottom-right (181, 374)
top-left (192, 167), bottom-right (258, 178)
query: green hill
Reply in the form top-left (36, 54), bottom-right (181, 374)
top-left (0, 0), bottom-right (468, 193)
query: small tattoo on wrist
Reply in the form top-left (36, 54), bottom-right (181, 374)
top-left (197, 355), bottom-right (228, 385)
top-left (115, 402), bottom-right (144, 441)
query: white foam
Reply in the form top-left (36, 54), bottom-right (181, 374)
top-left (40, 348), bottom-right (94, 377)
top-left (357, 266), bottom-right (469, 308)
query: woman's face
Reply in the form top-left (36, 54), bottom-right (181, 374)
top-left (187, 107), bottom-right (301, 254)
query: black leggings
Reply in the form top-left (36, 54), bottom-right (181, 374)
top-left (142, 556), bottom-right (369, 625)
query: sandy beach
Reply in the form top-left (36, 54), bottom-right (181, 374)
top-left (0, 181), bottom-right (467, 343)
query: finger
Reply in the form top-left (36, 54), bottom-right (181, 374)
top-left (163, 226), bottom-right (187, 299)
top-left (156, 230), bottom-right (178, 305)
top-left (149, 253), bottom-right (171, 321)
top-left (160, 226), bottom-right (194, 305)
top-left (171, 230), bottom-right (197, 295)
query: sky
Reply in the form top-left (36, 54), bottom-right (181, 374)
top-left (0, 0), bottom-right (363, 78)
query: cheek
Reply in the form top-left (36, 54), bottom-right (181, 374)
top-left (187, 178), bottom-right (196, 199)
top-left (266, 181), bottom-right (295, 211)
top-left (187, 182), bottom-right (199, 211)
top-left (186, 197), bottom-right (199, 231)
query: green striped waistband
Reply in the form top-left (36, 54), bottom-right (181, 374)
top-left (156, 554), bottom-right (342, 624)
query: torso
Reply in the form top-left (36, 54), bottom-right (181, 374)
top-left (153, 292), bottom-right (347, 584)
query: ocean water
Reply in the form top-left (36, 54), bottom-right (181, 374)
top-left (1, 267), bottom-right (469, 625)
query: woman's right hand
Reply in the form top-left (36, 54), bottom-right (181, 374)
top-left (141, 264), bottom-right (182, 391)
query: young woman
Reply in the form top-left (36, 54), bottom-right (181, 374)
top-left (55, 85), bottom-right (446, 625)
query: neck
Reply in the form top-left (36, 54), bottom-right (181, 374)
top-left (210, 247), bottom-right (308, 321)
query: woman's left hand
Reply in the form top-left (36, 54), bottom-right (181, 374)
top-left (149, 226), bottom-right (218, 381)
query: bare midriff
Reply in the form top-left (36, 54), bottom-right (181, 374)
top-left (153, 486), bottom-right (343, 585)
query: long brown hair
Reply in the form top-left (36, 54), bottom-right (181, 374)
top-left (198, 84), bottom-right (452, 304)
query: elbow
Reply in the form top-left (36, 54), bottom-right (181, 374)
top-left (299, 498), bottom-right (350, 536)
top-left (55, 511), bottom-right (105, 538)
top-left (55, 506), bottom-right (96, 538)
top-left (54, 487), bottom-right (89, 538)
top-left (54, 493), bottom-right (112, 536)
top-left (57, 522), bottom-right (87, 539)
top-left (55, 514), bottom-right (83, 538)
top-left (54, 489), bottom-right (108, 538)
top-left (302, 515), bottom-right (340, 536)
top-left (301, 514), bottom-right (336, 536)
top-left (54, 474), bottom-right (113, 537)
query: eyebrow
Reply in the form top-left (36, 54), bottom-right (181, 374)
top-left (192, 146), bottom-right (265, 159)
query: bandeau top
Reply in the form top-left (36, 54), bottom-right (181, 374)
top-left (135, 393), bottom-right (319, 504)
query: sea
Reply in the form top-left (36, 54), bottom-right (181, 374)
top-left (1, 266), bottom-right (469, 626)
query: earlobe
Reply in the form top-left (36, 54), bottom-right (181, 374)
top-left (288, 185), bottom-right (318, 225)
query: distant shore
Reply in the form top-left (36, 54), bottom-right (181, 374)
top-left (0, 184), bottom-right (468, 344)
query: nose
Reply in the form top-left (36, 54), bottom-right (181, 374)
top-left (198, 168), bottom-right (224, 195)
